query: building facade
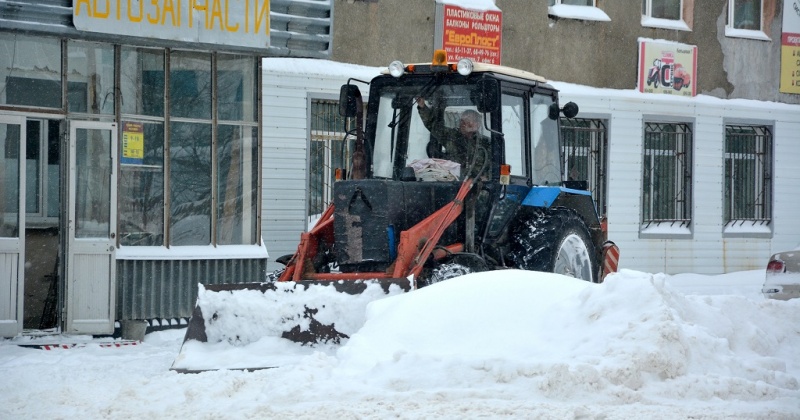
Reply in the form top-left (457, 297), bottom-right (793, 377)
top-left (0, 0), bottom-right (333, 338)
top-left (333, 0), bottom-right (798, 105)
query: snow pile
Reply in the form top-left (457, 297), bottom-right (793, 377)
top-left (337, 270), bottom-right (592, 371)
top-left (334, 269), bottom-right (800, 406)
top-left (2, 269), bottom-right (799, 418)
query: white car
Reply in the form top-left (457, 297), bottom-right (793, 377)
top-left (762, 248), bottom-right (800, 300)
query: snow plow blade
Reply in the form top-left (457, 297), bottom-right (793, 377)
top-left (170, 278), bottom-right (410, 373)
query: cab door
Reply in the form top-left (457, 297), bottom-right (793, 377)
top-left (64, 121), bottom-right (117, 335)
top-left (0, 116), bottom-right (25, 337)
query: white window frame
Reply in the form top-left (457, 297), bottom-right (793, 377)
top-left (725, 0), bottom-right (770, 41)
top-left (641, 0), bottom-right (690, 31)
top-left (548, 0), bottom-right (611, 22)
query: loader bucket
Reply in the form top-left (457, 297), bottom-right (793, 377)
top-left (170, 278), bottom-right (410, 373)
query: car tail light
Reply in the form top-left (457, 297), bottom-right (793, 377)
top-left (766, 259), bottom-right (786, 274)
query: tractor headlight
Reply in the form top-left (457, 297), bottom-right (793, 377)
top-left (456, 58), bottom-right (474, 76)
top-left (388, 60), bottom-right (405, 77)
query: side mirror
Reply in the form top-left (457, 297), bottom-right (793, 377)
top-left (339, 84), bottom-right (362, 117)
top-left (475, 78), bottom-right (500, 113)
top-left (562, 101), bottom-right (579, 119)
top-left (548, 103), bottom-right (560, 120)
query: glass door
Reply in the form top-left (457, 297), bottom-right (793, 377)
top-left (0, 116), bottom-right (25, 337)
top-left (65, 121), bottom-right (117, 335)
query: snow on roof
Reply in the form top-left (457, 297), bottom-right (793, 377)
top-left (262, 57), bottom-right (381, 81)
top-left (548, 4), bottom-right (611, 21)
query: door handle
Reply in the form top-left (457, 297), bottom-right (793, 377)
top-left (110, 232), bottom-right (116, 239)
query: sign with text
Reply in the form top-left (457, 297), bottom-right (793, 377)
top-left (638, 40), bottom-right (697, 97)
top-left (436, 3), bottom-right (502, 65)
top-left (73, 0), bottom-right (270, 50)
top-left (121, 122), bottom-right (144, 165)
top-left (780, 0), bottom-right (800, 94)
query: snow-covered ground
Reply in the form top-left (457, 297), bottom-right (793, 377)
top-left (1, 269), bottom-right (799, 419)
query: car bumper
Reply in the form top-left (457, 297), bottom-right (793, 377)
top-left (762, 284), bottom-right (800, 300)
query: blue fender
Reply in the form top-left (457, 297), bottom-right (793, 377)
top-left (522, 186), bottom-right (592, 208)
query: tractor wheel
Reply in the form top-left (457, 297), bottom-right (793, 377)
top-left (509, 207), bottom-right (598, 283)
top-left (422, 252), bottom-right (489, 286)
top-left (428, 263), bottom-right (472, 284)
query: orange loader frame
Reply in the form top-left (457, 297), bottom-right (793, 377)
top-left (278, 177), bottom-right (476, 287)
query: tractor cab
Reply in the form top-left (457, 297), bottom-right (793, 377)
top-left (341, 51), bottom-right (577, 188)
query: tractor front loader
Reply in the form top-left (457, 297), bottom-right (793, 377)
top-left (172, 51), bottom-right (619, 372)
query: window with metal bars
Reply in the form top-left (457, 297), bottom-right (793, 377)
top-left (560, 118), bottom-right (608, 218)
top-left (724, 125), bottom-right (772, 226)
top-left (309, 99), bottom-right (355, 222)
top-left (641, 122), bottom-right (693, 227)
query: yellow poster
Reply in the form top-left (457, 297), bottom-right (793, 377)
top-left (122, 122), bottom-right (144, 165)
top-left (780, 0), bottom-right (800, 94)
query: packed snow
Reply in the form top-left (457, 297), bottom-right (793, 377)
top-left (2, 269), bottom-right (799, 419)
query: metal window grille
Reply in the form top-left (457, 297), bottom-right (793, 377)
top-left (309, 100), bottom-right (354, 220)
top-left (560, 118), bottom-right (608, 217)
top-left (642, 122), bottom-right (693, 226)
top-left (724, 125), bottom-right (772, 226)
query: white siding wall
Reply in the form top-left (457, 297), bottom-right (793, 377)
top-left (560, 86), bottom-right (800, 274)
top-left (772, 119), bottom-right (800, 256)
top-left (261, 61), bottom-right (800, 276)
top-left (261, 59), bottom-right (379, 272)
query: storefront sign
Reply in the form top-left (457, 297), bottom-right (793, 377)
top-left (122, 122), bottom-right (144, 165)
top-left (436, 3), bottom-right (502, 65)
top-left (638, 39), bottom-right (697, 97)
top-left (780, 0), bottom-right (800, 94)
top-left (73, 0), bottom-right (270, 50)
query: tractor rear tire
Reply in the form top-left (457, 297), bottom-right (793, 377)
top-left (509, 207), bottom-right (598, 283)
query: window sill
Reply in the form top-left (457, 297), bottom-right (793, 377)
top-left (724, 27), bottom-right (771, 41)
top-left (641, 16), bottom-right (690, 31)
top-left (639, 222), bottom-right (692, 239)
top-left (723, 220), bottom-right (772, 238)
top-left (548, 5), bottom-right (611, 22)
top-left (116, 244), bottom-right (269, 260)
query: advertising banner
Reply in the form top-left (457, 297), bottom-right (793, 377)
top-left (73, 0), bottom-right (270, 50)
top-left (121, 122), bottom-right (144, 165)
top-left (436, 3), bottom-right (502, 65)
top-left (780, 0), bottom-right (800, 94)
top-left (638, 39), bottom-right (697, 97)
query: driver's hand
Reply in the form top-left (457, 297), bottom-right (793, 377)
top-left (416, 97), bottom-right (426, 108)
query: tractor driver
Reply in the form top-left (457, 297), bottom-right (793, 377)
top-left (416, 97), bottom-right (491, 178)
